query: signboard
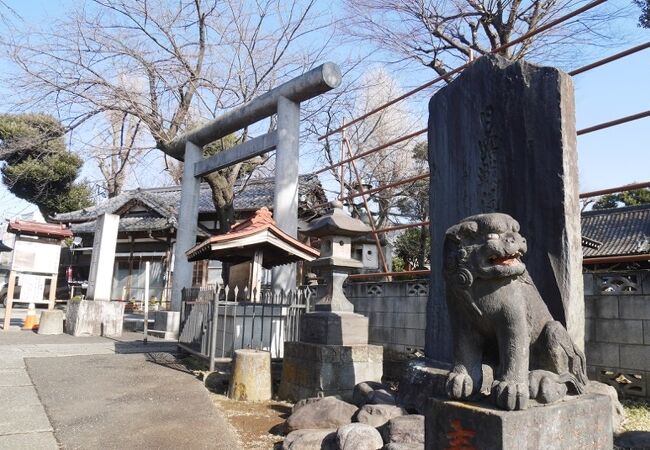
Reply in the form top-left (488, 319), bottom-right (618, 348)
top-left (18, 274), bottom-right (46, 303)
top-left (11, 238), bottom-right (61, 274)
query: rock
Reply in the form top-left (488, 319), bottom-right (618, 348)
top-left (614, 431), bottom-right (650, 450)
top-left (336, 423), bottom-right (383, 450)
top-left (283, 429), bottom-right (337, 450)
top-left (382, 444), bottom-right (423, 450)
top-left (286, 396), bottom-right (358, 432)
top-left (353, 381), bottom-right (385, 407)
top-left (381, 415), bottom-right (424, 445)
top-left (396, 359), bottom-right (450, 413)
top-left (355, 404), bottom-right (407, 428)
top-left (292, 396), bottom-right (340, 414)
top-left (368, 389), bottom-right (396, 406)
top-left (585, 381), bottom-right (626, 432)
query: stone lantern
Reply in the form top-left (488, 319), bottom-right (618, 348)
top-left (303, 200), bottom-right (369, 313)
top-left (279, 201), bottom-right (383, 401)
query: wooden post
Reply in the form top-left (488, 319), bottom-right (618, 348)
top-left (3, 271), bottom-right (16, 331)
top-left (48, 274), bottom-right (57, 311)
top-left (143, 261), bottom-right (150, 344)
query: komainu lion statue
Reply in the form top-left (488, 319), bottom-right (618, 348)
top-left (443, 213), bottom-right (587, 410)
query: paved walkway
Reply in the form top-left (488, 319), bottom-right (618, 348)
top-left (0, 331), bottom-right (236, 449)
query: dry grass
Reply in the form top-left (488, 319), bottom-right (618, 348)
top-left (622, 398), bottom-right (650, 432)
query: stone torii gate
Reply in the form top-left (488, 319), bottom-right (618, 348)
top-left (168, 63), bottom-right (342, 311)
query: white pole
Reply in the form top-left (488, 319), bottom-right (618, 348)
top-left (143, 261), bottom-right (150, 344)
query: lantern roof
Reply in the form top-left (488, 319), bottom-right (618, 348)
top-left (301, 201), bottom-right (371, 238)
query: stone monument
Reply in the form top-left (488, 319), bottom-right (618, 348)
top-left (427, 55), bottom-right (583, 362)
top-left (279, 201), bottom-right (383, 401)
top-left (66, 213), bottom-right (124, 337)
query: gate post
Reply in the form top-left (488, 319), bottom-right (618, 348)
top-left (171, 141), bottom-right (203, 311)
top-left (272, 96), bottom-right (300, 292)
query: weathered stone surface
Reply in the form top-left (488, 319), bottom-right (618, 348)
top-left (353, 381), bottom-right (386, 407)
top-left (441, 214), bottom-right (587, 410)
top-left (382, 444), bottom-right (423, 450)
top-left (300, 312), bottom-right (369, 345)
top-left (368, 389), bottom-right (396, 406)
top-left (292, 396), bottom-right (340, 414)
top-left (336, 423), bottom-right (383, 450)
top-left (615, 431), bottom-right (650, 450)
top-left (585, 381), bottom-right (625, 432)
top-left (427, 55), bottom-right (582, 361)
top-left (285, 396), bottom-right (357, 432)
top-left (228, 349), bottom-right (271, 401)
top-left (65, 300), bottom-right (125, 337)
top-left (37, 310), bottom-right (63, 335)
top-left (397, 359), bottom-right (450, 413)
top-left (425, 394), bottom-right (612, 450)
top-left (355, 404), bottom-right (407, 428)
top-left (282, 429), bottom-right (337, 450)
top-left (381, 415), bottom-right (424, 445)
top-left (279, 342), bottom-right (383, 402)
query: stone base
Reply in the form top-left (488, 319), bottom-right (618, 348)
top-left (300, 311), bottom-right (368, 345)
top-left (65, 300), bottom-right (125, 337)
top-left (279, 341), bottom-right (383, 402)
top-left (425, 394), bottom-right (612, 450)
top-left (151, 311), bottom-right (180, 340)
top-left (37, 310), bottom-right (64, 335)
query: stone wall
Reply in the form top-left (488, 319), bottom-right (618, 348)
top-left (584, 270), bottom-right (650, 399)
top-left (346, 280), bottom-right (428, 377)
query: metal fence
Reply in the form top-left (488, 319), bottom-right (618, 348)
top-left (178, 284), bottom-right (314, 366)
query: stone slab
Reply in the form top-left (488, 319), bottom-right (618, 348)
top-left (425, 394), bottom-right (612, 450)
top-left (427, 55), bottom-right (582, 361)
top-left (0, 386), bottom-right (52, 435)
top-left (0, 368), bottom-right (32, 386)
top-left (300, 311), bottom-right (369, 345)
top-left (279, 342), bottom-right (383, 402)
top-left (0, 432), bottom-right (58, 450)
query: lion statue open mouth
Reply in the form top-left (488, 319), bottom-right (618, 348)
top-left (443, 213), bottom-right (587, 410)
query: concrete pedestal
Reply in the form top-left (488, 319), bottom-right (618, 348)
top-left (37, 310), bottom-right (64, 335)
top-left (65, 300), bottom-right (125, 337)
top-left (300, 311), bottom-right (369, 345)
top-left (151, 311), bottom-right (180, 340)
top-left (425, 394), bottom-right (612, 450)
top-left (279, 341), bottom-right (383, 402)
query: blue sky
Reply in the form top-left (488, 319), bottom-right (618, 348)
top-left (0, 0), bottom-right (648, 219)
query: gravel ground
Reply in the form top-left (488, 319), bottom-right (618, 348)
top-left (622, 399), bottom-right (650, 432)
top-left (210, 394), bottom-right (291, 449)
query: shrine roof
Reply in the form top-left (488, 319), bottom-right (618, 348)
top-left (7, 220), bottom-right (72, 240)
top-left (582, 204), bottom-right (650, 259)
top-left (186, 208), bottom-right (319, 268)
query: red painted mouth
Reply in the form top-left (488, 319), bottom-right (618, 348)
top-left (489, 252), bottom-right (522, 266)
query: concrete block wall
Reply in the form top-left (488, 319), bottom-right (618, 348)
top-left (584, 270), bottom-right (650, 398)
top-left (346, 280), bottom-right (428, 359)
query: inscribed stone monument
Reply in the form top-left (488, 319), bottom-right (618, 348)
top-left (427, 55), bottom-right (583, 362)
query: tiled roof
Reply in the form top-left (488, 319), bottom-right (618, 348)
top-left (186, 207), bottom-right (319, 267)
top-left (53, 174), bottom-right (327, 232)
top-left (7, 220), bottom-right (72, 239)
top-left (581, 204), bottom-right (650, 258)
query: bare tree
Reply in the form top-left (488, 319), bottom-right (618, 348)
top-left (3, 0), bottom-right (334, 231)
top-left (343, 0), bottom-right (620, 77)
top-left (88, 112), bottom-right (143, 198)
top-left (323, 67), bottom-right (423, 229)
